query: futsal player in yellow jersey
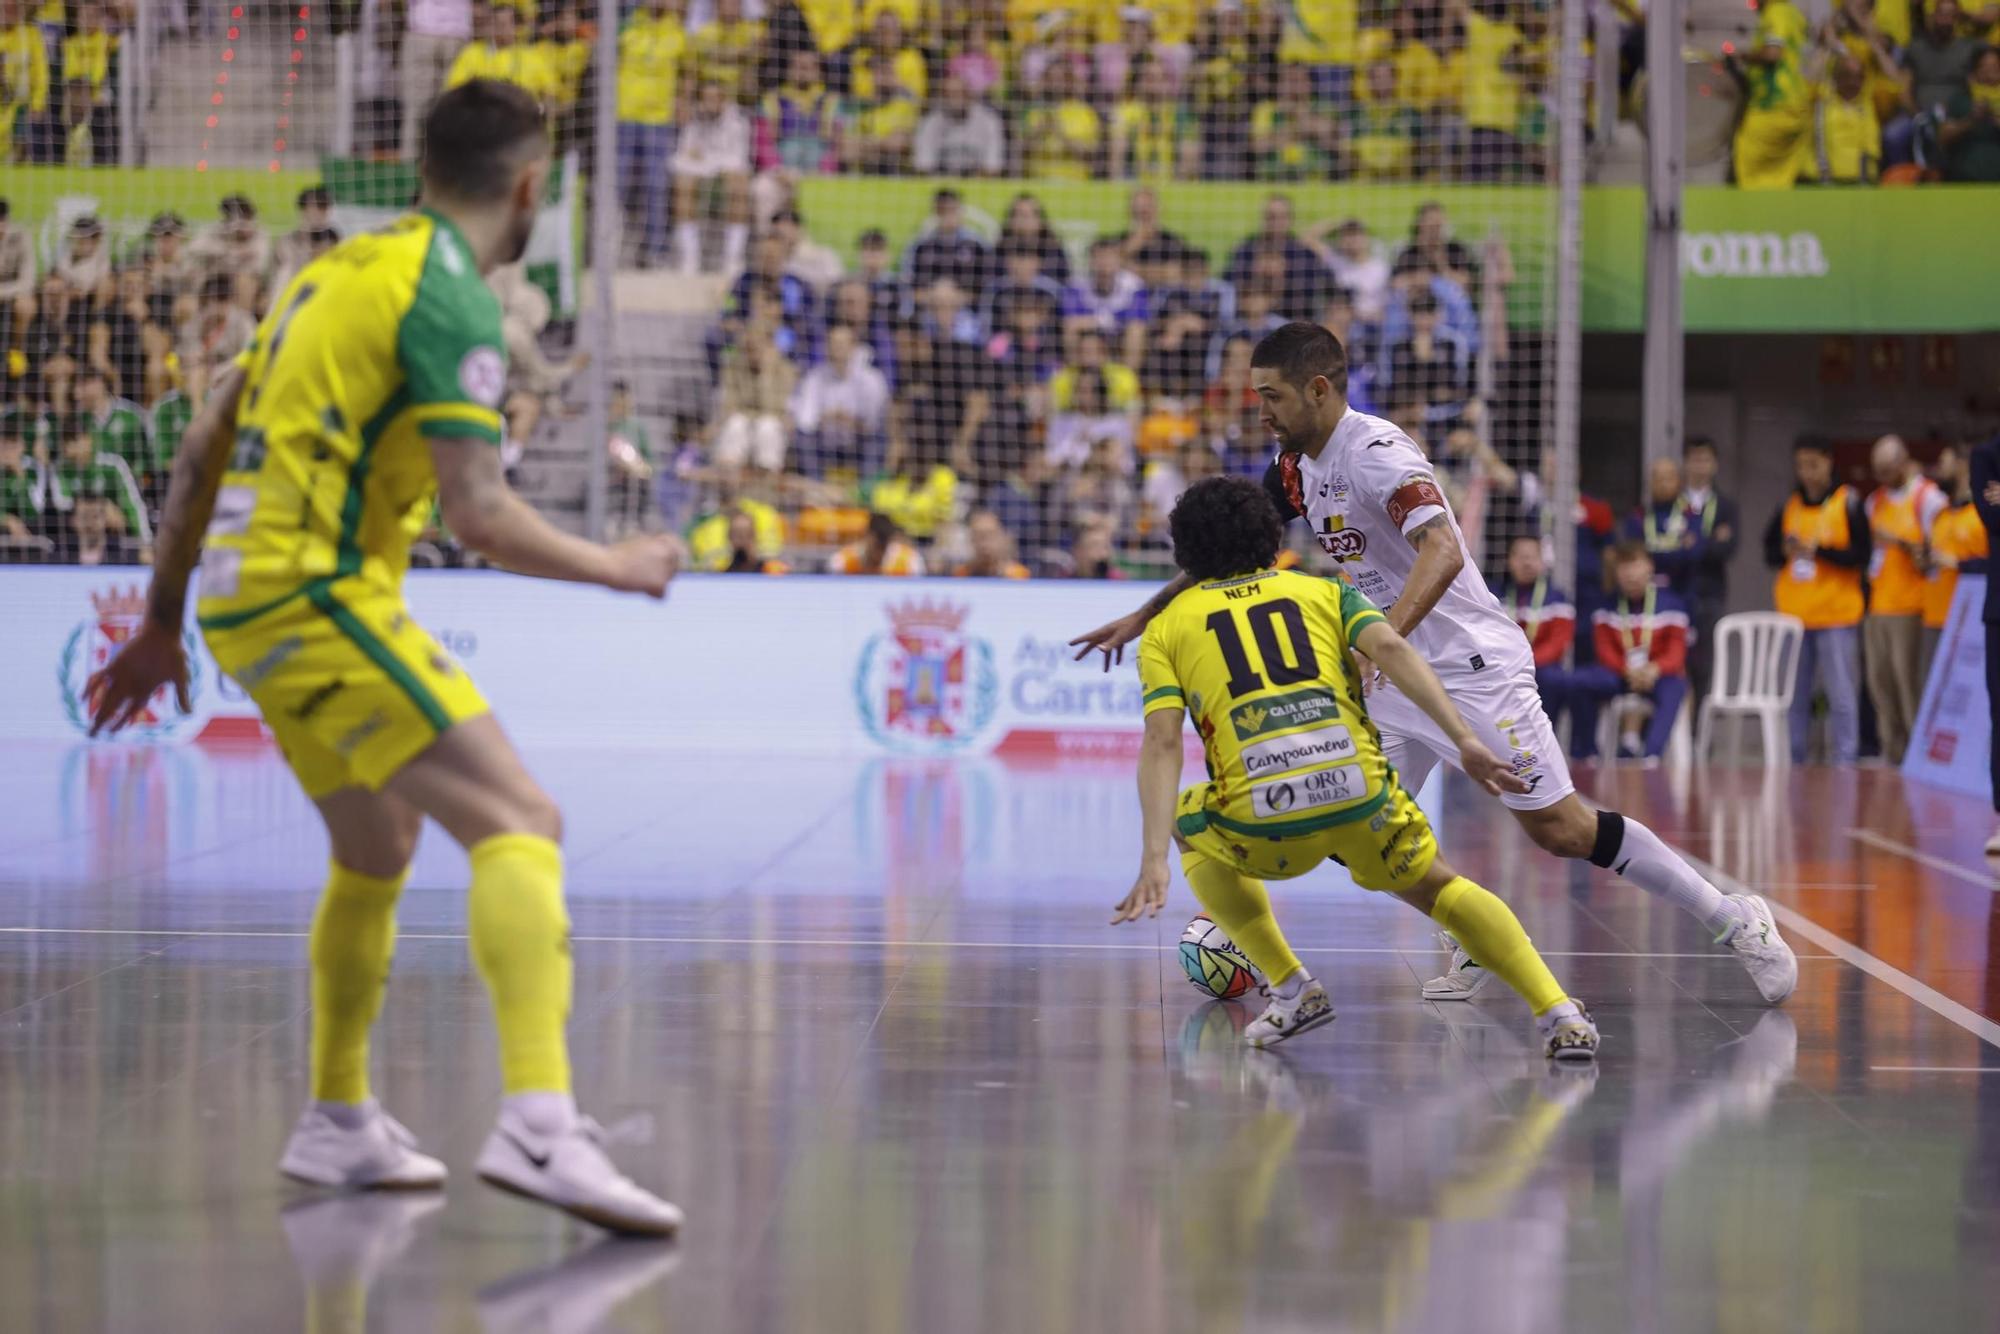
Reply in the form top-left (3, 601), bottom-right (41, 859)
top-left (86, 81), bottom-right (685, 1235)
top-left (1113, 477), bottom-right (1598, 1060)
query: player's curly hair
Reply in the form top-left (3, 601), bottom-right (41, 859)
top-left (1170, 476), bottom-right (1284, 582)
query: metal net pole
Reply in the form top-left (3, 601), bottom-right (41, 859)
top-left (1550, 0), bottom-right (1588, 592)
top-left (580, 0), bottom-right (620, 542)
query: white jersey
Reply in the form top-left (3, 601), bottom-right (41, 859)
top-left (1261, 409), bottom-right (1532, 684)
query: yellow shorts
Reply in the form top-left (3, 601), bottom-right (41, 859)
top-left (202, 577), bottom-right (489, 799)
top-left (1175, 780), bottom-right (1438, 892)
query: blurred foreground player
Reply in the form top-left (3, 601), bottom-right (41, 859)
top-left (1077, 323), bottom-right (1797, 1007)
top-left (85, 81), bottom-right (685, 1235)
top-left (1111, 476), bottom-right (1600, 1061)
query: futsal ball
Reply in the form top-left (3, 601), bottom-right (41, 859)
top-left (1179, 913), bottom-right (1263, 1000)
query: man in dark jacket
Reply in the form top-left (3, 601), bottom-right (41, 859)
top-left (1681, 436), bottom-right (1740, 718)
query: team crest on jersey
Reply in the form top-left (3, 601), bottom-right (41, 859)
top-left (1316, 515), bottom-right (1367, 562)
top-left (459, 346), bottom-right (507, 408)
top-left (58, 586), bottom-right (204, 741)
top-left (855, 599), bottom-right (998, 753)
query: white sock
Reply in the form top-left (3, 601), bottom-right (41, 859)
top-left (1600, 812), bottom-right (1735, 931)
top-left (314, 1099), bottom-right (371, 1129)
top-left (675, 221), bottom-right (701, 273)
top-left (505, 1090), bottom-right (578, 1136)
top-left (722, 222), bottom-right (749, 269)
top-left (1272, 968), bottom-right (1313, 1001)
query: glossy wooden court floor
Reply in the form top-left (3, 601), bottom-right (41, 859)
top-left (3, 744), bottom-right (1998, 1333)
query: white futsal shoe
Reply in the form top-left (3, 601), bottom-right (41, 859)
top-left (1537, 1000), bottom-right (1600, 1063)
top-left (1717, 893), bottom-right (1798, 1004)
top-left (1421, 931), bottom-right (1495, 1002)
top-left (476, 1106), bottom-right (684, 1237)
top-left (1244, 979), bottom-right (1335, 1048)
top-left (279, 1101), bottom-right (448, 1191)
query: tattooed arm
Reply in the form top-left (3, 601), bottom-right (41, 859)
top-left (1069, 572), bottom-right (1194, 671)
top-left (1385, 513), bottom-right (1464, 638)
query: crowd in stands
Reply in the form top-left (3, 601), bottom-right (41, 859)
top-left (644, 185), bottom-right (1537, 578)
top-left (1724, 0), bottom-right (2000, 185)
top-left (1, 0), bottom-right (127, 164)
top-left (353, 0), bottom-right (1560, 217)
top-left (1497, 433), bottom-right (1989, 765)
top-left (0, 184), bottom-right (559, 566)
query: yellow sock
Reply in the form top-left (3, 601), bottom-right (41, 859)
top-left (1181, 850), bottom-right (1304, 988)
top-left (468, 834), bottom-right (573, 1095)
top-left (309, 862), bottom-right (406, 1104)
top-left (1430, 876), bottom-right (1568, 1016)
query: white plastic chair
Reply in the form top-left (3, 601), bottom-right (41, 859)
top-left (1695, 612), bottom-right (1805, 766)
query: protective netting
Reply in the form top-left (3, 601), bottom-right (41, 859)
top-left (0, 0), bottom-right (1569, 579)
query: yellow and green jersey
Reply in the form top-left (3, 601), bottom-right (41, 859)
top-left (197, 210), bottom-right (506, 631)
top-left (1140, 569), bottom-right (1395, 839)
top-left (1745, 0), bottom-right (1811, 119)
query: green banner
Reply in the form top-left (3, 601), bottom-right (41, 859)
top-left (1582, 185), bottom-right (2000, 333)
top-left (4, 165), bottom-right (316, 266)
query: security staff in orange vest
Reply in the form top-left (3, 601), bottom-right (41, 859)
top-left (1763, 434), bottom-right (1870, 763)
top-left (1923, 442), bottom-right (1986, 682)
top-left (1863, 434), bottom-right (1947, 764)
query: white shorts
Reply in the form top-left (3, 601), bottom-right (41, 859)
top-left (714, 412), bottom-right (788, 471)
top-left (1367, 664), bottom-right (1575, 812)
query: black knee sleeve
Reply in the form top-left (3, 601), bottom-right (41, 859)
top-left (1588, 809), bottom-right (1626, 870)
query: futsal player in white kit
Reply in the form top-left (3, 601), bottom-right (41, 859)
top-left (1072, 322), bottom-right (1797, 1005)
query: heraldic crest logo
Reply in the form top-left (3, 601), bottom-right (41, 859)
top-left (854, 598), bottom-right (999, 753)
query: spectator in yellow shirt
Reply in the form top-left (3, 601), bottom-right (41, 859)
top-left (1, 0), bottom-right (51, 164)
top-left (535, 1), bottom-right (591, 148)
top-left (1812, 48), bottom-right (1886, 182)
top-left (842, 60), bottom-right (918, 173)
top-left (1021, 58), bottom-right (1102, 180)
top-left (850, 10), bottom-right (928, 103)
top-left (1251, 60), bottom-right (1343, 181)
top-left (617, 0), bottom-right (685, 266)
top-left (793, 0), bottom-right (858, 54)
top-left (687, 0), bottom-right (764, 103)
top-left (1729, 0), bottom-right (1814, 187)
top-left (1109, 55), bottom-right (1199, 181)
top-left (60, 3), bottom-right (118, 164)
top-left (1450, 0), bottom-right (1529, 179)
top-left (1278, 0), bottom-right (1358, 105)
top-left (447, 3), bottom-right (554, 99)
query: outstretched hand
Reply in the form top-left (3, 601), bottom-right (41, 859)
top-left (1069, 611), bottom-right (1147, 673)
top-left (85, 620), bottom-right (189, 737)
top-left (1111, 858), bottom-right (1172, 924)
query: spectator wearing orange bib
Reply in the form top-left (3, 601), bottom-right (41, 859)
top-left (1922, 442), bottom-right (1987, 679)
top-left (830, 511), bottom-right (926, 576)
top-left (1864, 434), bottom-right (1947, 763)
top-left (1764, 434), bottom-right (1870, 763)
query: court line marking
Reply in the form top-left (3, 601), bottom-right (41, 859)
top-left (1846, 830), bottom-right (1997, 890)
top-left (0, 925), bottom-right (1832, 960)
top-left (1682, 852), bottom-right (2000, 1051)
top-left (1869, 1065), bottom-right (2000, 1073)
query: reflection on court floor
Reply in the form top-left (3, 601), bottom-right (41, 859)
top-left (1, 743), bottom-right (1997, 1332)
